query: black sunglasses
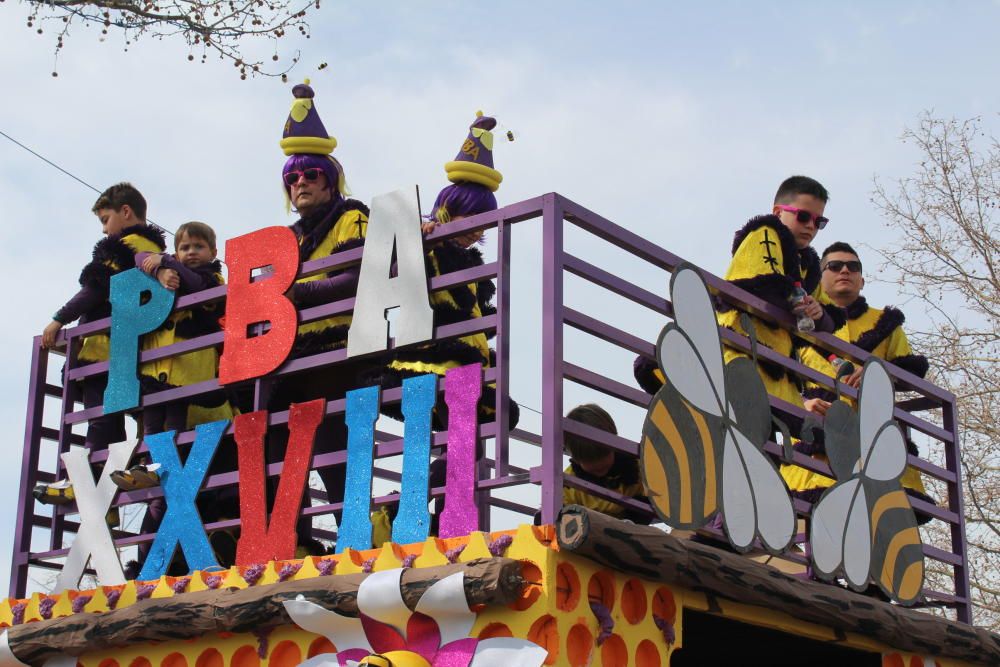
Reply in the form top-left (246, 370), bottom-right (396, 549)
top-left (283, 168), bottom-right (324, 187)
top-left (823, 260), bottom-right (862, 273)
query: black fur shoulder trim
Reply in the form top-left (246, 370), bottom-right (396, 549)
top-left (823, 302), bottom-right (847, 330)
top-left (845, 296), bottom-right (869, 320)
top-left (634, 354), bottom-right (663, 396)
top-left (294, 198), bottom-right (370, 262)
top-left (124, 223), bottom-right (168, 250)
top-left (891, 353), bottom-right (929, 379)
top-left (731, 214), bottom-right (802, 281)
top-left (853, 306), bottom-right (905, 352)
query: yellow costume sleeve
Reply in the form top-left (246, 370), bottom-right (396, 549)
top-left (724, 225), bottom-right (785, 282)
top-left (885, 326), bottom-right (913, 361)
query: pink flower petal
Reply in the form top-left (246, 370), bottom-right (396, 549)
top-left (361, 614), bottom-right (407, 654)
top-left (434, 638), bottom-right (478, 667)
top-left (405, 612), bottom-right (442, 659)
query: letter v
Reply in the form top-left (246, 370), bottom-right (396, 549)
top-left (235, 399), bottom-right (323, 565)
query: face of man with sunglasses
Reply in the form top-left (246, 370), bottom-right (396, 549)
top-left (772, 193), bottom-right (827, 250)
top-left (288, 167), bottom-right (333, 216)
top-left (820, 250), bottom-right (865, 307)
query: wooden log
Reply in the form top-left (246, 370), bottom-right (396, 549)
top-left (557, 505), bottom-right (1000, 665)
top-left (6, 558), bottom-right (523, 665)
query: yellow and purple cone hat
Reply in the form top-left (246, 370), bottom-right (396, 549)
top-left (280, 79), bottom-right (337, 156)
top-left (444, 111), bottom-right (503, 192)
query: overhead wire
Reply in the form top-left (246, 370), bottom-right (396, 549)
top-left (0, 128), bottom-right (172, 235)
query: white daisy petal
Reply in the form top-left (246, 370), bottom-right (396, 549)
top-left (470, 638), bottom-right (549, 667)
top-left (357, 568), bottom-right (411, 636)
top-left (414, 571), bottom-right (475, 645)
top-left (283, 599), bottom-right (372, 653)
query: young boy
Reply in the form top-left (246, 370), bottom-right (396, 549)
top-left (115, 221), bottom-right (238, 576)
top-left (35, 183), bottom-right (166, 504)
top-left (562, 404), bottom-right (650, 523)
top-left (716, 175), bottom-right (843, 406)
top-left (634, 176), bottom-right (843, 401)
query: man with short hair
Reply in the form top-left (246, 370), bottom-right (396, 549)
top-left (802, 241), bottom-right (928, 415)
top-left (792, 241), bottom-right (933, 510)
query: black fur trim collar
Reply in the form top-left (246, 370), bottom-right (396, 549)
top-left (730, 214), bottom-right (821, 294)
top-left (293, 197), bottom-right (370, 262)
top-left (845, 296), bottom-right (869, 320)
top-left (853, 305), bottom-right (905, 352)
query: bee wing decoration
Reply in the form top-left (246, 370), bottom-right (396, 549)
top-left (810, 479), bottom-right (872, 588)
top-left (657, 265), bottom-right (726, 417)
top-left (857, 360), bottom-right (907, 482)
top-left (721, 427), bottom-right (795, 552)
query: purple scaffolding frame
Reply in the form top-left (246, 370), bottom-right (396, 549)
top-left (10, 194), bottom-right (972, 623)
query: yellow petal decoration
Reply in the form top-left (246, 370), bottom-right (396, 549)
top-left (471, 127), bottom-right (494, 151)
top-left (290, 99), bottom-right (313, 123)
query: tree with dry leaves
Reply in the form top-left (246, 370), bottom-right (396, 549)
top-left (16, 0), bottom-right (320, 79)
top-left (872, 113), bottom-right (1000, 629)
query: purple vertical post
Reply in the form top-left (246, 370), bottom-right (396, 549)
top-left (10, 338), bottom-right (48, 597)
top-left (495, 217), bottom-right (511, 479)
top-left (52, 329), bottom-right (80, 554)
top-left (540, 194), bottom-right (565, 525)
top-left (943, 398), bottom-right (972, 623)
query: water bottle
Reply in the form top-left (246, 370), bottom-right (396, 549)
top-left (827, 354), bottom-right (855, 378)
top-left (789, 281), bottom-right (815, 332)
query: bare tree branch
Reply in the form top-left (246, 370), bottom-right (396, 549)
top-left (19, 0), bottom-right (320, 79)
top-left (873, 112), bottom-right (1000, 629)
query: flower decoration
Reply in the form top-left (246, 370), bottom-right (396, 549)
top-left (284, 568), bottom-right (547, 667)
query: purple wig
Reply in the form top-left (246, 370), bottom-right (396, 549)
top-left (429, 182), bottom-right (497, 223)
top-left (281, 154), bottom-right (347, 200)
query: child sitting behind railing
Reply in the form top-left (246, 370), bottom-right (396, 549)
top-left (113, 221), bottom-right (238, 577)
top-left (562, 404), bottom-right (651, 524)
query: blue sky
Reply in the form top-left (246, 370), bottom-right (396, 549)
top-left (1, 1), bottom-right (999, 591)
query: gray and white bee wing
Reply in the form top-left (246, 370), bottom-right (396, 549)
top-left (857, 360), bottom-right (907, 481)
top-left (810, 479), bottom-right (872, 587)
top-left (657, 266), bottom-right (726, 418)
top-left (721, 427), bottom-right (795, 552)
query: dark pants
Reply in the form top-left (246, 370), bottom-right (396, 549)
top-left (81, 374), bottom-right (126, 452)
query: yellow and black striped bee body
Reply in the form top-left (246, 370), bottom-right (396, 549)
top-left (865, 480), bottom-right (925, 604)
top-left (640, 382), bottom-right (726, 529)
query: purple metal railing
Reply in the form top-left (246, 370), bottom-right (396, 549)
top-left (10, 193), bottom-right (971, 624)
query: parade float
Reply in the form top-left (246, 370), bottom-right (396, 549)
top-left (1, 86), bottom-right (997, 667)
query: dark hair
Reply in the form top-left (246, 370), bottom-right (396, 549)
top-left (564, 403), bottom-right (618, 463)
top-left (176, 221), bottom-right (217, 251)
top-left (281, 154), bottom-right (346, 199)
top-left (429, 182), bottom-right (497, 223)
top-left (773, 175), bottom-right (829, 205)
top-left (821, 241), bottom-right (860, 262)
top-left (92, 182), bottom-right (147, 221)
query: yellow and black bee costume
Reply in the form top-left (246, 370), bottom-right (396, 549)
top-left (717, 214), bottom-right (845, 404)
top-left (789, 298), bottom-right (933, 510)
top-left (290, 197), bottom-right (370, 357)
top-left (634, 215), bottom-right (845, 402)
top-left (139, 258), bottom-right (234, 423)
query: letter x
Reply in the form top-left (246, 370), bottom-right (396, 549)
top-left (138, 420), bottom-right (228, 580)
top-left (55, 439), bottom-right (138, 592)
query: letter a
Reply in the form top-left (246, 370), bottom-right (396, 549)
top-left (346, 188), bottom-right (433, 357)
top-left (235, 400), bottom-right (323, 564)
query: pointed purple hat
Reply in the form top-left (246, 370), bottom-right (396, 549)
top-left (280, 79), bottom-right (337, 156)
top-left (444, 111), bottom-right (503, 192)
